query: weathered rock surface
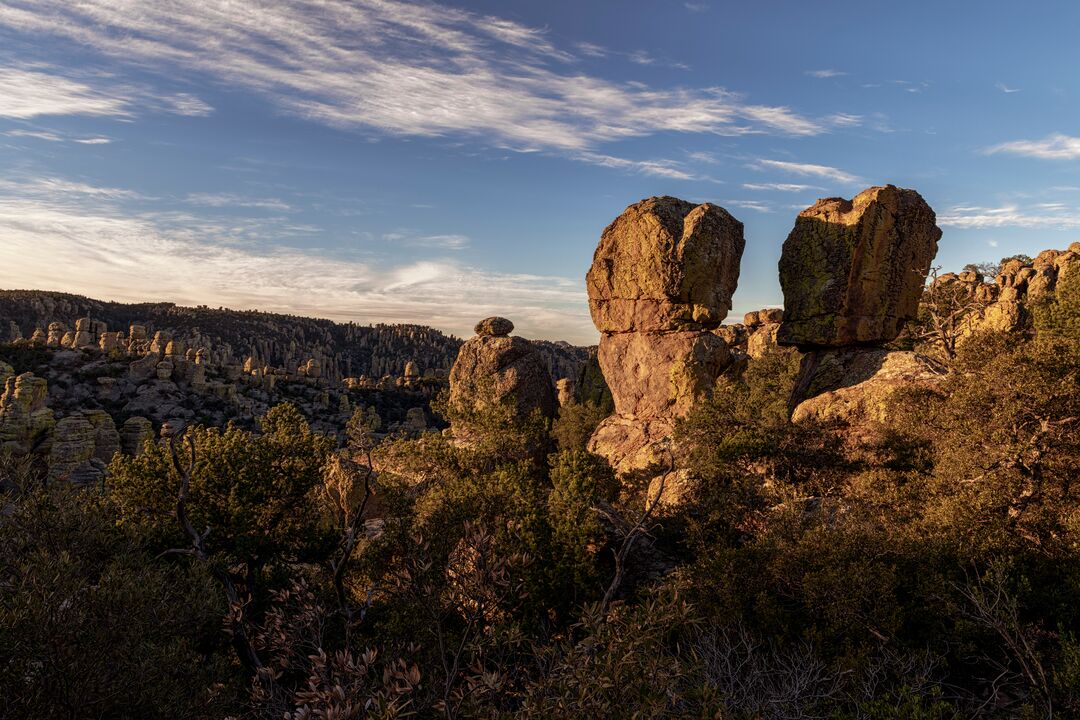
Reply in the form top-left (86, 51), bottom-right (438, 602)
top-left (587, 196), bottom-right (744, 333)
top-left (474, 317), bottom-right (514, 337)
top-left (789, 349), bottom-right (944, 424)
top-left (448, 320), bottom-right (557, 428)
top-left (778, 185), bottom-right (941, 349)
top-left (48, 414), bottom-right (97, 481)
top-left (597, 330), bottom-right (730, 418)
top-left (0, 372), bottom-right (55, 454)
top-left (586, 197), bottom-right (744, 486)
top-left (121, 416), bottom-right (154, 456)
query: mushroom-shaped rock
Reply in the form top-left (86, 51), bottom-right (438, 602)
top-left (587, 196), bottom-right (744, 333)
top-left (474, 316), bottom-right (514, 337)
top-left (778, 185), bottom-right (941, 349)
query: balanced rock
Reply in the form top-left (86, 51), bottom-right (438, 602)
top-left (778, 185), bottom-right (941, 350)
top-left (586, 197), bottom-right (744, 482)
top-left (448, 318), bottom-right (556, 429)
top-left (474, 317), bottom-right (514, 337)
top-left (587, 196), bottom-right (744, 333)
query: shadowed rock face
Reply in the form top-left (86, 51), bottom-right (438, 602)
top-left (586, 197), bottom-right (744, 480)
top-left (778, 185), bottom-right (941, 350)
top-left (587, 196), bottom-right (744, 333)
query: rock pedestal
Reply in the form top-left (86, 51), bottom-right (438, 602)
top-left (448, 317), bottom-right (556, 436)
top-left (778, 186), bottom-right (943, 423)
top-left (585, 196), bottom-right (744, 480)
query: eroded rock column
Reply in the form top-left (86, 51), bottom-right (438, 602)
top-left (586, 196), bottom-right (744, 479)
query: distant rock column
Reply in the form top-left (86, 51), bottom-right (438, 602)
top-left (585, 196), bottom-right (744, 486)
top-left (777, 185), bottom-right (943, 423)
top-left (0, 371), bottom-right (55, 455)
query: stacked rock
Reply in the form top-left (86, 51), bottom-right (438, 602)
top-left (0, 371), bottom-right (55, 455)
top-left (585, 196), bottom-right (744, 481)
top-left (742, 308), bottom-right (786, 360)
top-left (777, 185), bottom-right (943, 423)
top-left (447, 316), bottom-right (557, 439)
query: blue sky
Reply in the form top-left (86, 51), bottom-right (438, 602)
top-left (1, 0), bottom-right (1078, 344)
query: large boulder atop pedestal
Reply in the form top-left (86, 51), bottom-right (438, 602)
top-left (587, 196), bottom-right (745, 333)
top-left (778, 185), bottom-right (941, 350)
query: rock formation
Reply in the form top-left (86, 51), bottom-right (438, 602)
top-left (742, 308), bottom-right (787, 360)
top-left (778, 185), bottom-right (941, 350)
top-left (930, 243), bottom-right (1080, 336)
top-left (121, 416), bottom-right (154, 456)
top-left (586, 196), bottom-right (744, 480)
top-left (448, 316), bottom-right (557, 433)
top-left (0, 371), bottom-right (54, 455)
top-left (778, 186), bottom-right (943, 423)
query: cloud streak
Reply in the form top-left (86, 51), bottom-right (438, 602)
top-left (0, 0), bottom-right (832, 157)
top-left (751, 159), bottom-right (859, 184)
top-left (939, 203), bottom-right (1080, 229)
top-left (0, 67), bottom-right (131, 119)
top-left (986, 133), bottom-right (1080, 160)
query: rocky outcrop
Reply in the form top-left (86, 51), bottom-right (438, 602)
top-left (587, 197), bottom-right (743, 333)
top-left (121, 416), bottom-right (154, 456)
top-left (448, 318), bottom-right (557, 432)
top-left (778, 185), bottom-right (941, 350)
top-left (779, 186), bottom-right (943, 423)
top-left (930, 243), bottom-right (1080, 336)
top-left (474, 317), bottom-right (514, 337)
top-left (743, 308), bottom-right (788, 360)
top-left (789, 349), bottom-right (944, 425)
top-left (0, 372), bottom-right (55, 455)
top-left (47, 414), bottom-right (96, 482)
top-left (586, 197), bottom-right (744, 480)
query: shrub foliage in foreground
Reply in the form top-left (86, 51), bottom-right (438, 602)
top-left (2, 277), bottom-right (1080, 718)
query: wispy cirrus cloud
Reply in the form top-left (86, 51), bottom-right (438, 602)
top-left (185, 193), bottom-right (291, 211)
top-left (3, 127), bottom-right (112, 144)
top-left (939, 202), bottom-right (1080, 229)
top-left (742, 182), bottom-right (823, 192)
top-left (574, 152), bottom-right (700, 180)
top-left (750, 159), bottom-right (859, 184)
top-left (0, 67), bottom-right (131, 119)
top-left (383, 231), bottom-right (471, 250)
top-left (0, 0), bottom-right (835, 160)
top-left (986, 133), bottom-right (1080, 160)
top-left (806, 69), bottom-right (846, 79)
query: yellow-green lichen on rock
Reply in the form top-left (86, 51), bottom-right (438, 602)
top-left (778, 185), bottom-right (941, 350)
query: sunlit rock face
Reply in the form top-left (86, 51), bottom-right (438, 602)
top-left (778, 185), bottom-right (941, 350)
top-left (448, 317), bottom-right (557, 433)
top-left (586, 196), bottom-right (744, 482)
top-left (778, 185), bottom-right (943, 424)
